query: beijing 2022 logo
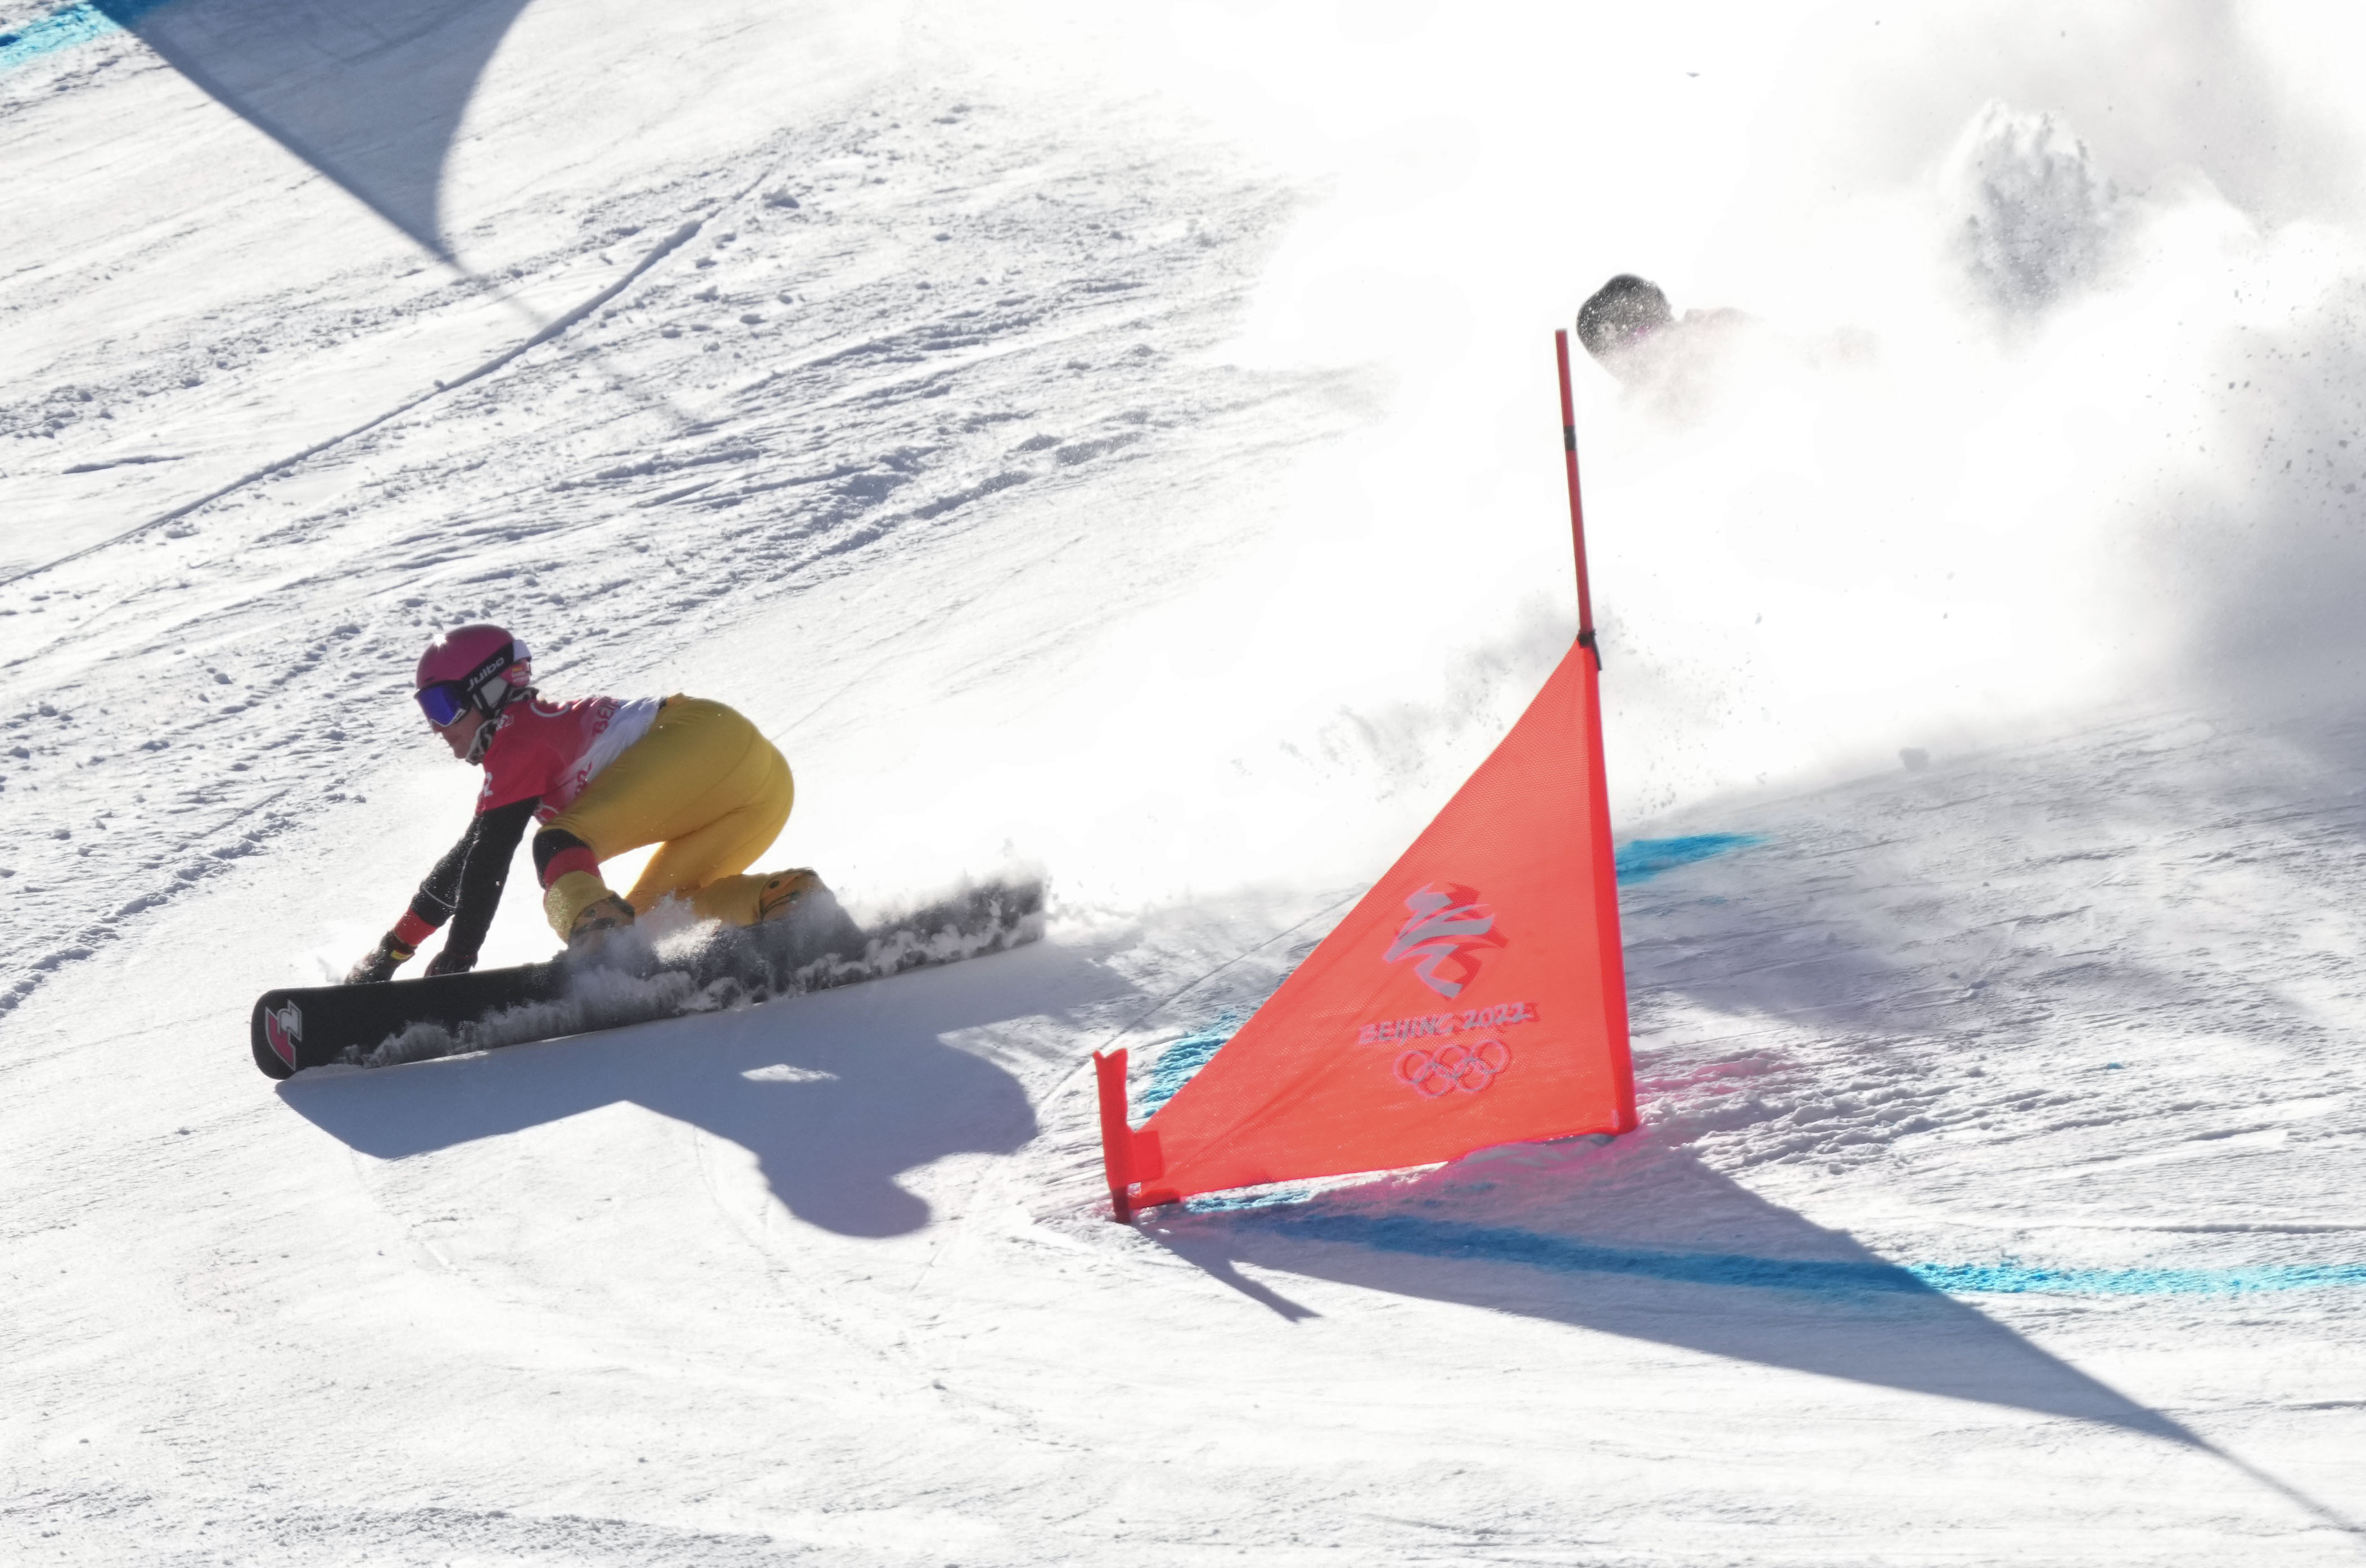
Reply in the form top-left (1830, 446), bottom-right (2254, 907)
top-left (1383, 882), bottom-right (1500, 999)
top-left (1379, 883), bottom-right (1515, 1097)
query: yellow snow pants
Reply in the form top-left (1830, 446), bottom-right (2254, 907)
top-left (541, 697), bottom-right (794, 934)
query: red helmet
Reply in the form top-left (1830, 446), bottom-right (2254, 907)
top-left (414, 624), bottom-right (532, 727)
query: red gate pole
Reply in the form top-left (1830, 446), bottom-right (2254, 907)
top-left (1554, 329), bottom-right (1601, 668)
top-left (1555, 328), bottom-right (1634, 1127)
top-left (1093, 1048), bottom-right (1136, 1222)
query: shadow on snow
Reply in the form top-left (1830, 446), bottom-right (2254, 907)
top-left (1134, 1136), bottom-right (2358, 1533)
top-left (1142, 1147), bottom-right (2193, 1443)
top-left (98, 0), bottom-right (538, 257)
top-left (277, 939), bottom-right (1117, 1239)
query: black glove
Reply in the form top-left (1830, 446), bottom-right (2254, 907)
top-left (345, 933), bottom-right (416, 985)
top-left (425, 947), bottom-right (477, 977)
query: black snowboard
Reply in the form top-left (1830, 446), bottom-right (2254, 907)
top-left (250, 879), bottom-right (1043, 1079)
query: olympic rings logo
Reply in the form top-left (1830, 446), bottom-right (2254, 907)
top-left (1396, 1037), bottom-right (1510, 1098)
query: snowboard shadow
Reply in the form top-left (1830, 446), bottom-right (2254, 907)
top-left (99, 0), bottom-right (539, 259)
top-left (279, 939), bottom-right (1116, 1238)
top-left (1140, 1145), bottom-right (2200, 1444)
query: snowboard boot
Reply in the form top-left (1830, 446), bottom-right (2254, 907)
top-left (546, 867), bottom-right (636, 951)
top-left (755, 869), bottom-right (825, 924)
top-left (567, 893), bottom-right (636, 950)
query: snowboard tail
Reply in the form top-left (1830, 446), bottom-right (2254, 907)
top-left (250, 879), bottom-right (1043, 1078)
top-left (253, 960), bottom-right (563, 1076)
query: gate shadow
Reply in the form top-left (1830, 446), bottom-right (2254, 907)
top-left (1137, 1147), bottom-right (2363, 1531)
top-left (101, 0), bottom-right (539, 257)
top-left (1140, 1142), bottom-right (2193, 1444)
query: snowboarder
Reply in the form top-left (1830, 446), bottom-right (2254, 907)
top-left (1575, 273), bottom-right (1679, 368)
top-left (345, 624), bottom-right (820, 983)
top-left (1574, 272), bottom-right (1766, 422)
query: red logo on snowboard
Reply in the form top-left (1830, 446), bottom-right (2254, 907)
top-left (264, 1001), bottom-right (303, 1070)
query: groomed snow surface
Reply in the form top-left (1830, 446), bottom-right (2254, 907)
top-left (7, 2), bottom-right (2366, 1563)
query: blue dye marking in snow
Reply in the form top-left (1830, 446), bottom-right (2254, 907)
top-left (1904, 1258), bottom-right (2366, 1296)
top-left (1183, 1182), bottom-right (1322, 1214)
top-left (0, 0), bottom-right (171, 75)
top-left (1136, 1011), bottom-right (1241, 1117)
top-left (1614, 834), bottom-right (1763, 883)
top-left (1232, 1213), bottom-right (2366, 1298)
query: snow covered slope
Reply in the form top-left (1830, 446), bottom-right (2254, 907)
top-left (6, 1), bottom-right (2366, 1562)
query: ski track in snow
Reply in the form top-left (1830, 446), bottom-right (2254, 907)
top-left (7, 3), bottom-right (2366, 1565)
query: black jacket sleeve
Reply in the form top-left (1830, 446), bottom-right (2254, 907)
top-left (408, 797), bottom-right (539, 963)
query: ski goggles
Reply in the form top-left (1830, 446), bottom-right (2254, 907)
top-left (414, 679), bottom-right (478, 729)
top-left (414, 640), bottom-right (523, 728)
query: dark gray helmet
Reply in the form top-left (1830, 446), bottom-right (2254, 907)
top-left (1577, 274), bottom-right (1673, 360)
